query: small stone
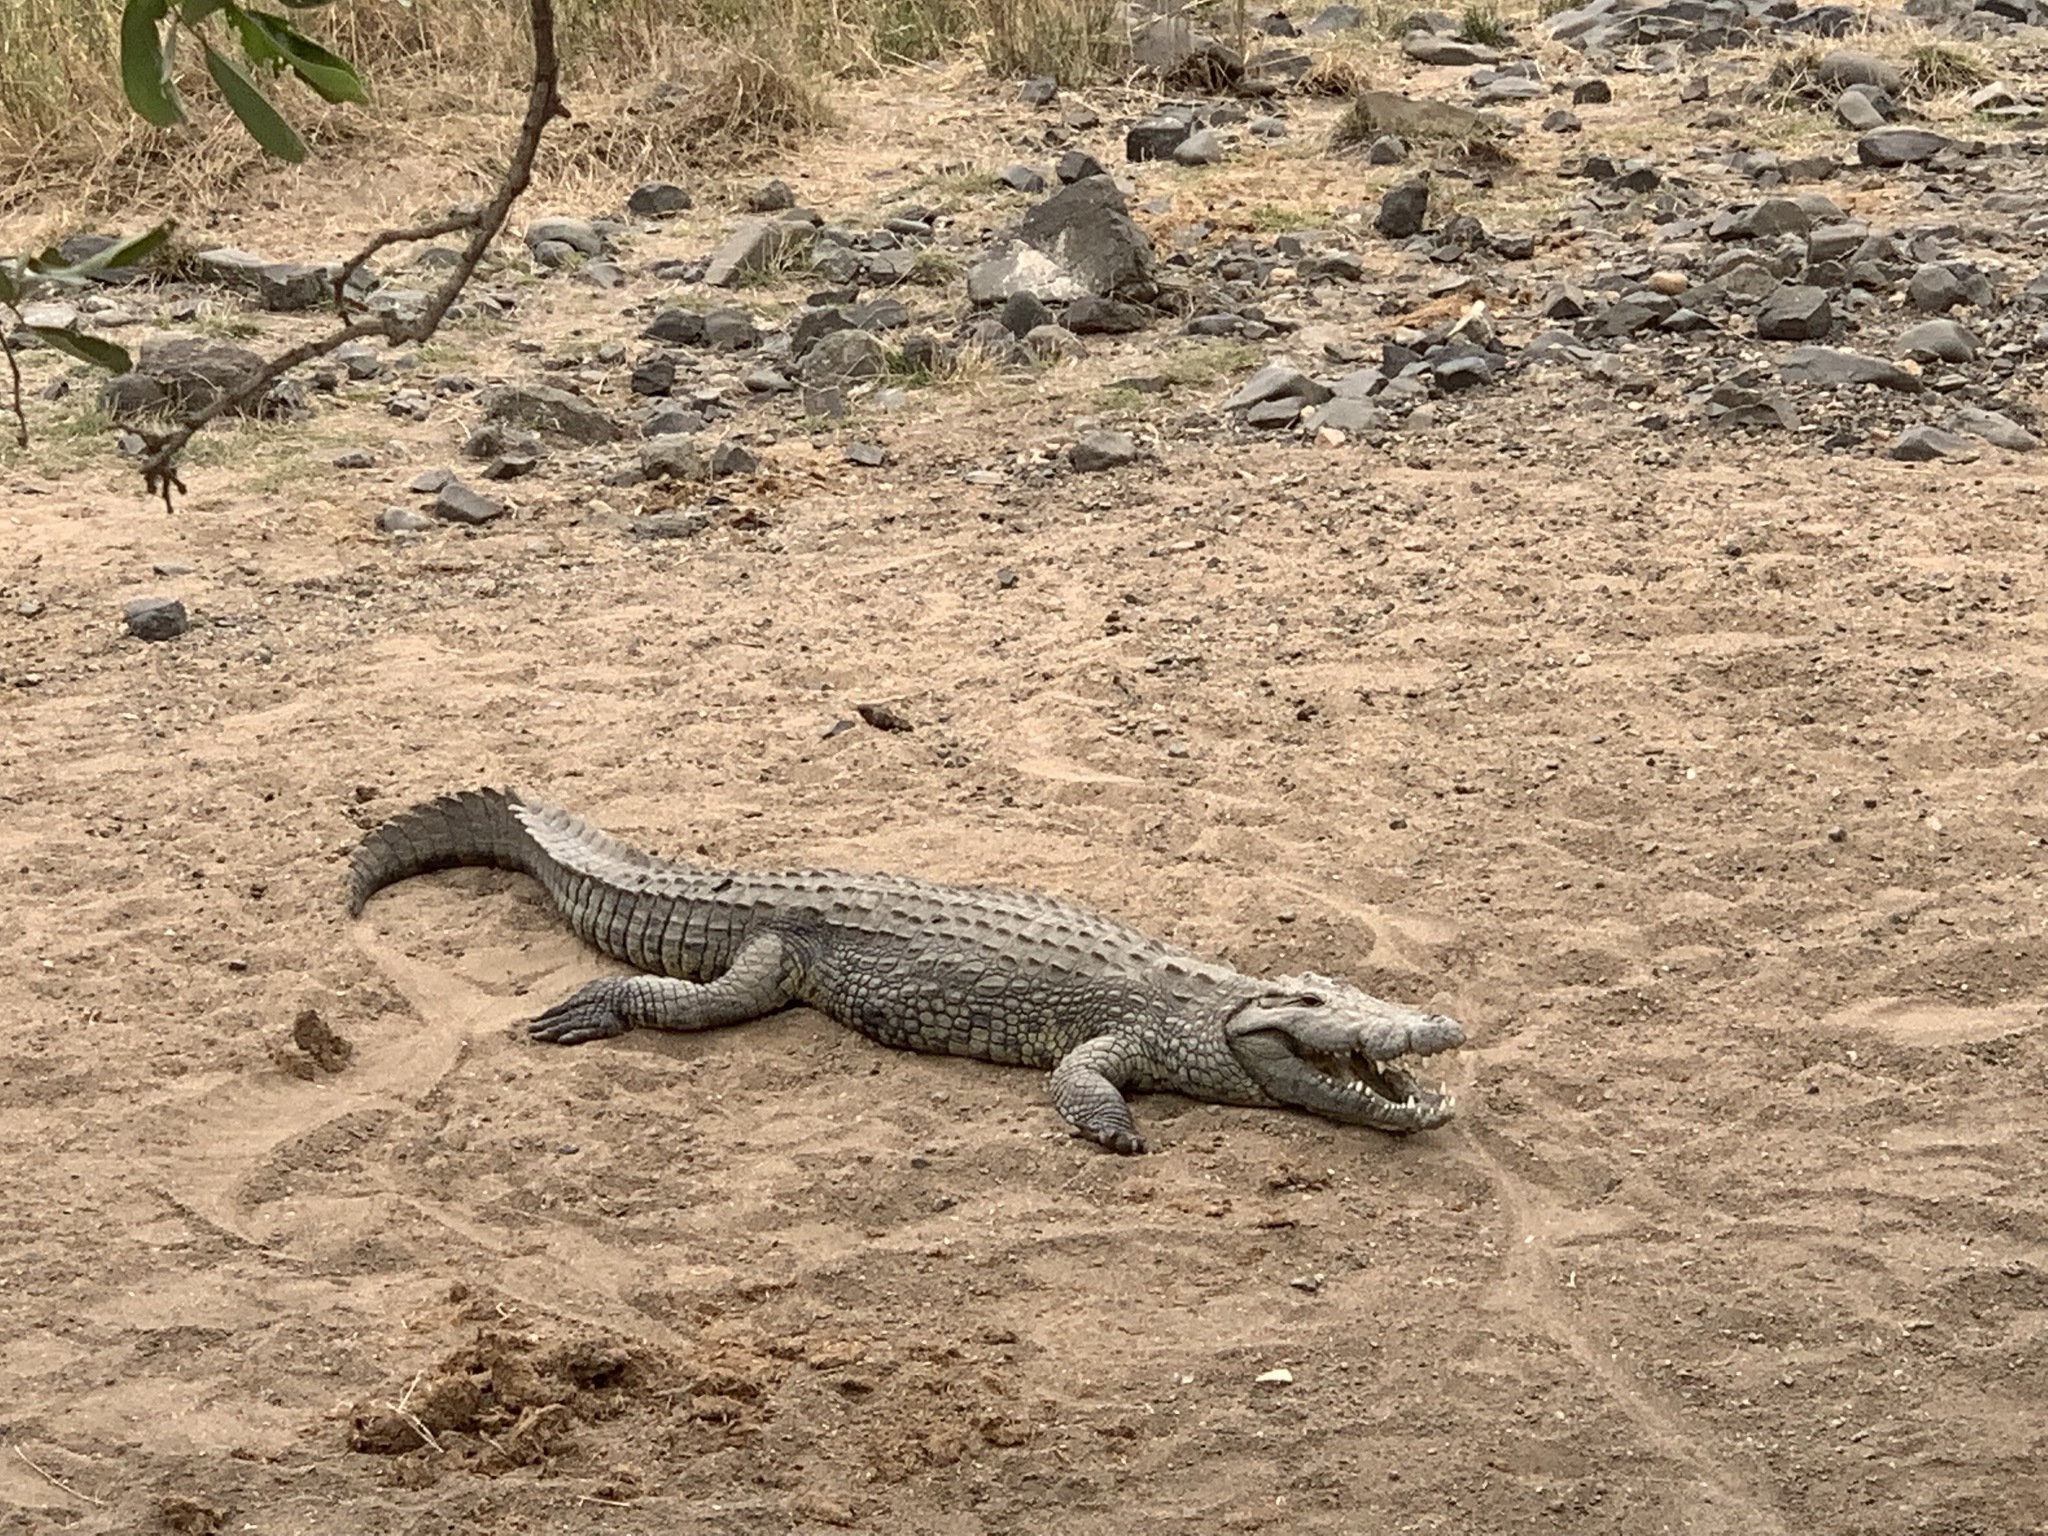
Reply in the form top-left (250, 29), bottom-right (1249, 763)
top-left (1019, 76), bottom-right (1058, 105)
top-left (1000, 291), bottom-right (1056, 338)
top-left (640, 435), bottom-right (705, 481)
top-left (1778, 347), bottom-right (1919, 393)
top-left (1173, 129), bottom-right (1226, 166)
top-left (709, 440), bottom-right (759, 477)
top-left (1946, 407), bottom-right (2039, 452)
top-left (1057, 149), bottom-right (1107, 183)
top-left (1023, 323), bottom-right (1083, 361)
top-left (1064, 296), bottom-right (1149, 334)
top-left (1905, 265), bottom-right (1968, 315)
top-left (631, 356), bottom-right (677, 396)
top-left (802, 328), bottom-right (887, 384)
top-left (1255, 1368), bottom-right (1294, 1385)
top-left (856, 702), bottom-right (913, 732)
top-left (1887, 425), bottom-right (1978, 462)
top-left (802, 384), bottom-right (846, 419)
top-left (999, 164), bottom-right (1047, 194)
top-left (408, 468), bottom-right (454, 493)
top-left (627, 181), bottom-right (692, 217)
top-left (1834, 89), bottom-right (1883, 131)
top-left (704, 218), bottom-right (812, 288)
top-left (332, 448), bottom-right (375, 470)
top-left (122, 596), bottom-right (187, 641)
top-left (1572, 79), bottom-right (1611, 105)
top-left (478, 384), bottom-right (616, 445)
top-left (1541, 108), bottom-right (1582, 133)
top-left (1127, 117), bottom-right (1193, 162)
top-left (1367, 135), bottom-right (1407, 165)
top-left (1246, 397), bottom-right (1305, 429)
top-left (1401, 33), bottom-right (1498, 65)
top-left (643, 308), bottom-right (707, 346)
top-left (1375, 177), bottom-right (1430, 240)
top-left (1856, 129), bottom-right (1950, 168)
top-left (701, 308), bottom-right (762, 350)
top-left (1895, 318), bottom-right (1978, 364)
top-left (747, 179), bottom-right (795, 213)
top-left (1755, 285), bottom-right (1833, 343)
top-left (1071, 431), bottom-right (1139, 471)
top-left (433, 481), bottom-right (506, 525)
top-left (377, 506), bottom-right (435, 533)
top-left (630, 513), bottom-right (710, 540)
top-left (844, 441), bottom-right (888, 467)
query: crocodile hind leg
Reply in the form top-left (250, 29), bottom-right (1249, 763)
top-left (530, 932), bottom-right (795, 1045)
top-left (1051, 1034), bottom-right (1149, 1155)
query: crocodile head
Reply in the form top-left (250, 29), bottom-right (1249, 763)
top-left (1223, 973), bottom-right (1463, 1133)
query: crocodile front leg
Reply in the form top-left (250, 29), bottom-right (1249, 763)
top-left (1051, 1034), bottom-right (1151, 1155)
top-left (530, 932), bottom-right (796, 1045)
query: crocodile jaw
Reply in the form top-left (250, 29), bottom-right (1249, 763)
top-left (1223, 975), bottom-right (1463, 1134)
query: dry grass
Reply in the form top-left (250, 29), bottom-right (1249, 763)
top-left (0, 0), bottom-right (1124, 212)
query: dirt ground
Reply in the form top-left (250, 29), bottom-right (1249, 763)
top-left (5, 42), bottom-right (2048, 1536)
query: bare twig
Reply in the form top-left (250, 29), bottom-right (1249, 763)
top-left (0, 325), bottom-right (25, 448)
top-left (136, 0), bottom-right (567, 512)
top-left (391, 1369), bottom-right (445, 1454)
top-left (12, 1444), bottom-right (107, 1507)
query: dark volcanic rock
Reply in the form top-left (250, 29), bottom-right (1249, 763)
top-left (1755, 285), bottom-right (1833, 342)
top-left (1888, 425), bottom-right (1978, 461)
top-left (1857, 129), bottom-right (1951, 167)
top-left (1070, 431), bottom-right (1140, 471)
top-left (1375, 177), bottom-right (1431, 239)
top-left (122, 596), bottom-right (187, 641)
top-left (1017, 178), bottom-right (1156, 300)
top-left (479, 384), bottom-right (616, 445)
top-left (1778, 346), bottom-right (1919, 392)
top-left (433, 481), bottom-right (506, 525)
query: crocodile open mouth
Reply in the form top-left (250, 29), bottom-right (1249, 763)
top-left (1290, 1043), bottom-right (1457, 1131)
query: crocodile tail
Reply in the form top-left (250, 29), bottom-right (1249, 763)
top-left (346, 787), bottom-right (540, 916)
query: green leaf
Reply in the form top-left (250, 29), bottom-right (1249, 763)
top-left (246, 11), bottom-right (367, 104)
top-left (178, 0), bottom-right (232, 23)
top-left (25, 223), bottom-right (176, 283)
top-left (120, 0), bottom-right (185, 126)
top-left (227, 6), bottom-right (288, 74)
top-left (26, 327), bottom-right (133, 373)
top-left (0, 265), bottom-right (20, 305)
top-left (203, 42), bottom-right (307, 161)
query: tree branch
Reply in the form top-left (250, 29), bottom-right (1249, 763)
top-left (137, 0), bottom-right (566, 511)
top-left (0, 324), bottom-right (26, 449)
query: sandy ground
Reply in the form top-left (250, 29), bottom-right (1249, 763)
top-left (5, 45), bottom-right (2048, 1536)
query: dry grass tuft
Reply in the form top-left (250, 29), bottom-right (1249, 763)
top-left (981, 0), bottom-right (1125, 82)
top-left (1905, 40), bottom-right (1991, 95)
top-left (1299, 54), bottom-right (1372, 97)
top-left (1, 0), bottom-right (1125, 212)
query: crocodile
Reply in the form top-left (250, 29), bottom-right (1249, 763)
top-left (347, 788), bottom-right (1465, 1152)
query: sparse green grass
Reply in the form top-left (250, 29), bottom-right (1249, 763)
top-left (2, 0), bottom-right (1125, 201)
top-left (1095, 385), bottom-right (1146, 412)
top-left (905, 248), bottom-right (965, 287)
top-left (1244, 201), bottom-right (1323, 232)
top-left (1160, 339), bottom-right (1260, 390)
top-left (1906, 41), bottom-right (1991, 95)
top-left (1456, 4), bottom-right (1513, 48)
top-left (981, 0), bottom-right (1125, 82)
top-left (185, 311), bottom-right (266, 341)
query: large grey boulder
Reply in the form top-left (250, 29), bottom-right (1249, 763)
top-left (478, 384), bottom-right (617, 445)
top-left (704, 218), bottom-right (815, 288)
top-left (1016, 178), bottom-right (1155, 301)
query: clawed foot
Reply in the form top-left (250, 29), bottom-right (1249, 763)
top-left (1073, 1124), bottom-right (1148, 1156)
top-left (529, 980), bottom-right (634, 1045)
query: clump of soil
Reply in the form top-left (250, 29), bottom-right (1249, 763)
top-left (274, 1007), bottom-right (354, 1078)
